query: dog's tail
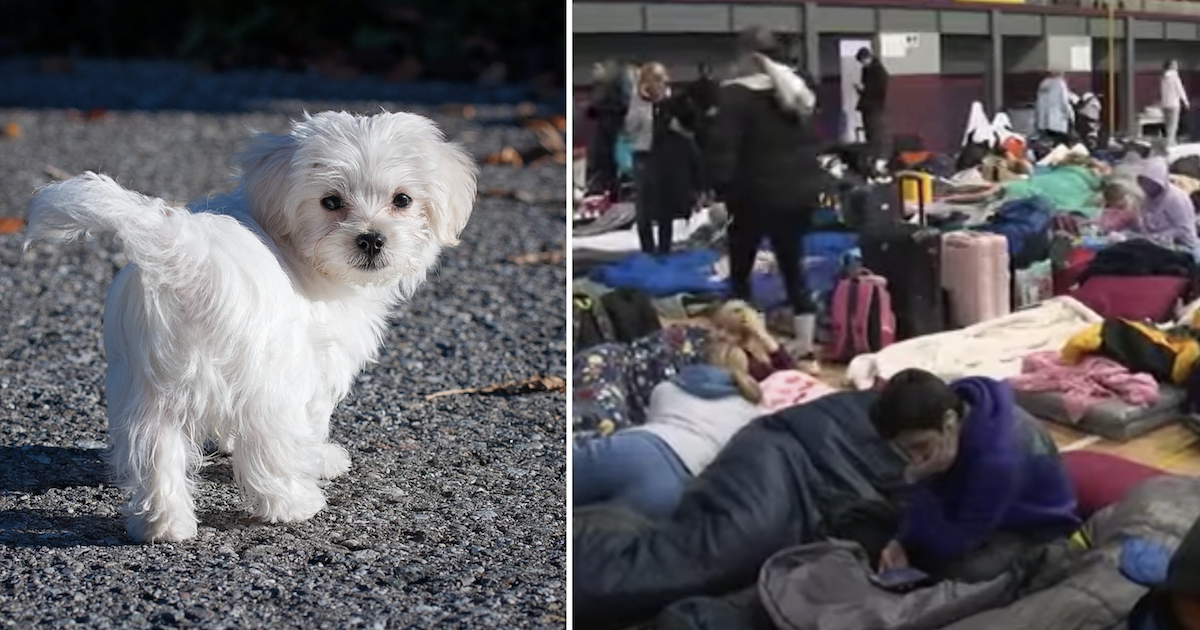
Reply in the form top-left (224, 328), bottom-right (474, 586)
top-left (25, 172), bottom-right (185, 270)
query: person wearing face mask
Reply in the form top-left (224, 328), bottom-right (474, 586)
top-left (1131, 156), bottom-right (1199, 255)
top-left (869, 369), bottom-right (1080, 579)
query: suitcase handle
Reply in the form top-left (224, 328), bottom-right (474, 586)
top-left (895, 170), bottom-right (928, 227)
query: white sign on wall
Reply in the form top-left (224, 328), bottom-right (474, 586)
top-left (1069, 45), bottom-right (1092, 72)
top-left (880, 34), bottom-right (907, 59)
top-left (880, 33), bottom-right (920, 59)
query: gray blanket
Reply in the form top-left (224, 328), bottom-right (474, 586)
top-left (759, 476), bottom-right (1200, 630)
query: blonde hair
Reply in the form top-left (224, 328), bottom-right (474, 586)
top-left (705, 337), bottom-right (763, 404)
top-left (637, 62), bottom-right (668, 95)
top-left (705, 300), bottom-right (768, 404)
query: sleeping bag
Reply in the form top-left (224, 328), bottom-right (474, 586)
top-left (1000, 165), bottom-right (1103, 219)
top-left (571, 391), bottom-right (908, 630)
top-left (661, 475), bottom-right (1200, 630)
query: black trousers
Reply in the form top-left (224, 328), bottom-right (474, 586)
top-left (861, 109), bottom-right (887, 161)
top-left (633, 152), bottom-right (673, 254)
top-left (726, 208), bottom-right (815, 314)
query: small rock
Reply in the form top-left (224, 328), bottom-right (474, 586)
top-left (352, 549), bottom-right (381, 563)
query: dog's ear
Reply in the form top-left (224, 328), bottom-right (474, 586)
top-left (235, 131), bottom-right (299, 240)
top-left (425, 140), bottom-right (478, 247)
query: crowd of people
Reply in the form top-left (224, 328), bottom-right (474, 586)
top-left (582, 27), bottom-right (890, 362)
top-left (574, 23), bottom-right (1200, 630)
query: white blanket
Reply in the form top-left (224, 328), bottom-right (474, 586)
top-left (846, 297), bottom-right (1103, 389)
top-left (571, 207), bottom-right (713, 252)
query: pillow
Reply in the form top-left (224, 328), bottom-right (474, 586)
top-left (1062, 451), bottom-right (1167, 518)
top-left (1068, 275), bottom-right (1190, 322)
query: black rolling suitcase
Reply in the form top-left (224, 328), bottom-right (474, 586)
top-left (841, 181), bottom-right (901, 233)
top-left (858, 174), bottom-right (945, 340)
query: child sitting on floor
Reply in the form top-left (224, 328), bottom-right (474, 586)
top-left (869, 369), bottom-right (1081, 579)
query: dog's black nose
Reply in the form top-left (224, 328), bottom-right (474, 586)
top-left (356, 232), bottom-right (386, 259)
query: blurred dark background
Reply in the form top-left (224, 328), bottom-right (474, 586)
top-left (0, 0), bottom-right (565, 108)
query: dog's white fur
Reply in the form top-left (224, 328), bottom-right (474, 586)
top-left (24, 111), bottom-right (478, 543)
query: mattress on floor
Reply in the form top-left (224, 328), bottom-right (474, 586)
top-left (1015, 384), bottom-right (1185, 441)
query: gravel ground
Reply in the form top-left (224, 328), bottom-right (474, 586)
top-left (0, 64), bottom-right (566, 629)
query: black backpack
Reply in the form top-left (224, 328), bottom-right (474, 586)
top-left (601, 288), bottom-right (662, 343)
top-left (573, 294), bottom-right (616, 351)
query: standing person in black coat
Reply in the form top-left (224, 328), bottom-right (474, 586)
top-left (856, 47), bottom-right (890, 161)
top-left (647, 93), bottom-right (705, 254)
top-left (626, 62), bottom-right (673, 254)
top-left (690, 63), bottom-right (721, 155)
top-left (707, 26), bottom-right (822, 360)
top-left (584, 60), bottom-right (627, 198)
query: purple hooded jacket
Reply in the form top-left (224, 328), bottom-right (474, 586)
top-left (1136, 157), bottom-right (1198, 253)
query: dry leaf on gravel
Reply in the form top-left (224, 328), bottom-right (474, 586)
top-left (0, 217), bottom-right (27, 235)
top-left (424, 375), bottom-right (565, 400)
top-left (525, 119), bottom-right (565, 155)
top-left (44, 164), bottom-right (74, 180)
top-left (3, 122), bottom-right (20, 138)
top-left (483, 146), bottom-right (523, 167)
top-left (508, 250), bottom-right (564, 265)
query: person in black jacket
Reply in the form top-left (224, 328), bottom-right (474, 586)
top-left (856, 47), bottom-right (889, 161)
top-left (647, 92), bottom-right (704, 251)
top-left (707, 26), bottom-right (822, 360)
top-left (584, 60), bottom-right (627, 198)
top-left (689, 63), bottom-right (721, 154)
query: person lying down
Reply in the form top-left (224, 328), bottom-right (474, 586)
top-left (572, 301), bottom-right (791, 518)
top-left (870, 369), bottom-right (1082, 580)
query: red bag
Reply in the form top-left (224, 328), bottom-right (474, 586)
top-left (1052, 247), bottom-right (1095, 295)
top-left (1062, 451), bottom-right (1166, 519)
top-left (826, 271), bottom-right (897, 362)
top-left (1069, 275), bottom-right (1190, 322)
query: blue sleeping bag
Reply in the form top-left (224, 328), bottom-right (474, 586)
top-left (803, 232), bottom-right (858, 259)
top-left (590, 250), bottom-right (725, 297)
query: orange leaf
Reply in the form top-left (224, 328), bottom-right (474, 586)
top-left (3, 122), bottom-right (20, 138)
top-left (482, 146), bottom-right (523, 167)
top-left (0, 217), bottom-right (26, 234)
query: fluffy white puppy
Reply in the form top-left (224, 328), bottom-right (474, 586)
top-left (24, 111), bottom-right (478, 543)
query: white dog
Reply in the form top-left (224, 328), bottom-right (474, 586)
top-left (24, 111), bottom-right (478, 543)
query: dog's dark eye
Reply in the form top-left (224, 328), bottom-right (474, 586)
top-left (321, 195), bottom-right (344, 211)
top-left (392, 193), bottom-right (412, 209)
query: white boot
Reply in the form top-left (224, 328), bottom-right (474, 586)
top-left (791, 314), bottom-right (821, 374)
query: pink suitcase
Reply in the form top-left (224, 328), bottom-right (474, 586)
top-left (941, 231), bottom-right (1011, 328)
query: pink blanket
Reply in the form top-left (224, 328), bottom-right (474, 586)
top-left (758, 370), bottom-right (838, 414)
top-left (1007, 351), bottom-right (1159, 422)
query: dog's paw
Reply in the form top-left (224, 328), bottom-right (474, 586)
top-left (126, 511), bottom-right (199, 544)
top-left (249, 480), bottom-right (326, 524)
top-left (319, 443), bottom-right (351, 479)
